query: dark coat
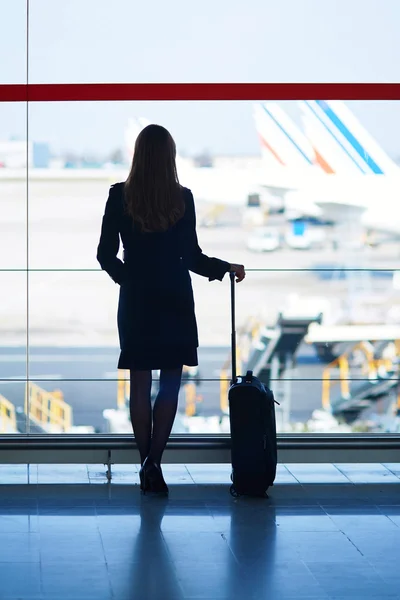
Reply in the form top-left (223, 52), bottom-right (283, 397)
top-left (97, 183), bottom-right (230, 369)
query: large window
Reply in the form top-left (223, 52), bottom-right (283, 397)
top-left (1, 0), bottom-right (400, 439)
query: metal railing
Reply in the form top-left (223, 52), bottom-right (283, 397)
top-left (0, 434), bottom-right (400, 473)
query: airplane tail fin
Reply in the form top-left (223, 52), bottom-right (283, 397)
top-left (253, 102), bottom-right (316, 170)
top-left (300, 100), bottom-right (398, 175)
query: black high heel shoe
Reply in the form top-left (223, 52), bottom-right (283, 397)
top-left (141, 457), bottom-right (169, 495)
top-left (139, 464), bottom-right (150, 493)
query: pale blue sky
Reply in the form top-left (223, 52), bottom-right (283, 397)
top-left (1, 0), bottom-right (400, 157)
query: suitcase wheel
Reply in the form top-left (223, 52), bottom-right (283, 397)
top-left (230, 484), bottom-right (239, 498)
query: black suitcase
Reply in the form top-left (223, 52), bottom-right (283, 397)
top-left (228, 271), bottom-right (278, 498)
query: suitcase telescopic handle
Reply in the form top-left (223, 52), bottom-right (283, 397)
top-left (230, 271), bottom-right (236, 384)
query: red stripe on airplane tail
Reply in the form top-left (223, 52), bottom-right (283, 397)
top-left (258, 134), bottom-right (286, 166)
top-left (313, 148), bottom-right (335, 174)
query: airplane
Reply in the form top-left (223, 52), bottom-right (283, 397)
top-left (252, 102), bottom-right (326, 219)
top-left (254, 100), bottom-right (400, 240)
top-left (297, 100), bottom-right (400, 237)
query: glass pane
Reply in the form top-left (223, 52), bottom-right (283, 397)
top-left (28, 378), bottom-right (114, 434)
top-left (28, 271), bottom-right (119, 348)
top-left (0, 100), bottom-right (27, 435)
top-left (29, 0), bottom-right (400, 83)
top-left (0, 0), bottom-right (26, 84)
top-left (27, 172), bottom-right (109, 270)
top-left (0, 272), bottom-right (26, 347)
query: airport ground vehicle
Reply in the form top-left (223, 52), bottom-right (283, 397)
top-left (246, 227), bottom-right (281, 252)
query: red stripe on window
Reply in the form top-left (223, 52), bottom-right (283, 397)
top-left (1, 83), bottom-right (400, 102)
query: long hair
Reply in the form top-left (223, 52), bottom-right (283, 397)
top-left (123, 124), bottom-right (185, 232)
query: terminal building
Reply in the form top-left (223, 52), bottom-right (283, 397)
top-left (0, 139), bottom-right (51, 168)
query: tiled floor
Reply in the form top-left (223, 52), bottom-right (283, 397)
top-left (1, 463), bottom-right (400, 599)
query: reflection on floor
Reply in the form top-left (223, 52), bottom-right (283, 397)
top-left (0, 463), bottom-right (400, 599)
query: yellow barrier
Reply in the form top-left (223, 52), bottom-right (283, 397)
top-left (0, 394), bottom-right (17, 433)
top-left (322, 358), bottom-right (349, 410)
top-left (220, 370), bottom-right (229, 413)
top-left (199, 204), bottom-right (226, 226)
top-left (395, 341), bottom-right (400, 417)
top-left (24, 383), bottom-right (72, 432)
top-left (321, 371), bottom-right (331, 411)
top-left (184, 382), bottom-right (203, 417)
top-left (117, 370), bottom-right (130, 409)
top-left (322, 343), bottom-right (368, 411)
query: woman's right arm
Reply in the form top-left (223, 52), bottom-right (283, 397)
top-left (181, 190), bottom-right (244, 282)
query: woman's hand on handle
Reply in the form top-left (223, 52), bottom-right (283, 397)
top-left (229, 263), bottom-right (246, 283)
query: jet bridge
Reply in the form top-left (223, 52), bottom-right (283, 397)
top-left (248, 313), bottom-right (323, 388)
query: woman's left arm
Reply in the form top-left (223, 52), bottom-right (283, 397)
top-left (96, 185), bottom-right (127, 285)
top-left (180, 190), bottom-right (231, 281)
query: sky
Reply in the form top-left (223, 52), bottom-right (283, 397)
top-left (1, 0), bottom-right (400, 157)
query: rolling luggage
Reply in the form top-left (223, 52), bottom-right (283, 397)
top-left (228, 272), bottom-right (278, 498)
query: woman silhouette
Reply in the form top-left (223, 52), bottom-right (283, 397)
top-left (97, 124), bottom-right (245, 495)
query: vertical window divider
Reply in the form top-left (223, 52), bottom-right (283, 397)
top-left (25, 0), bottom-right (30, 435)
